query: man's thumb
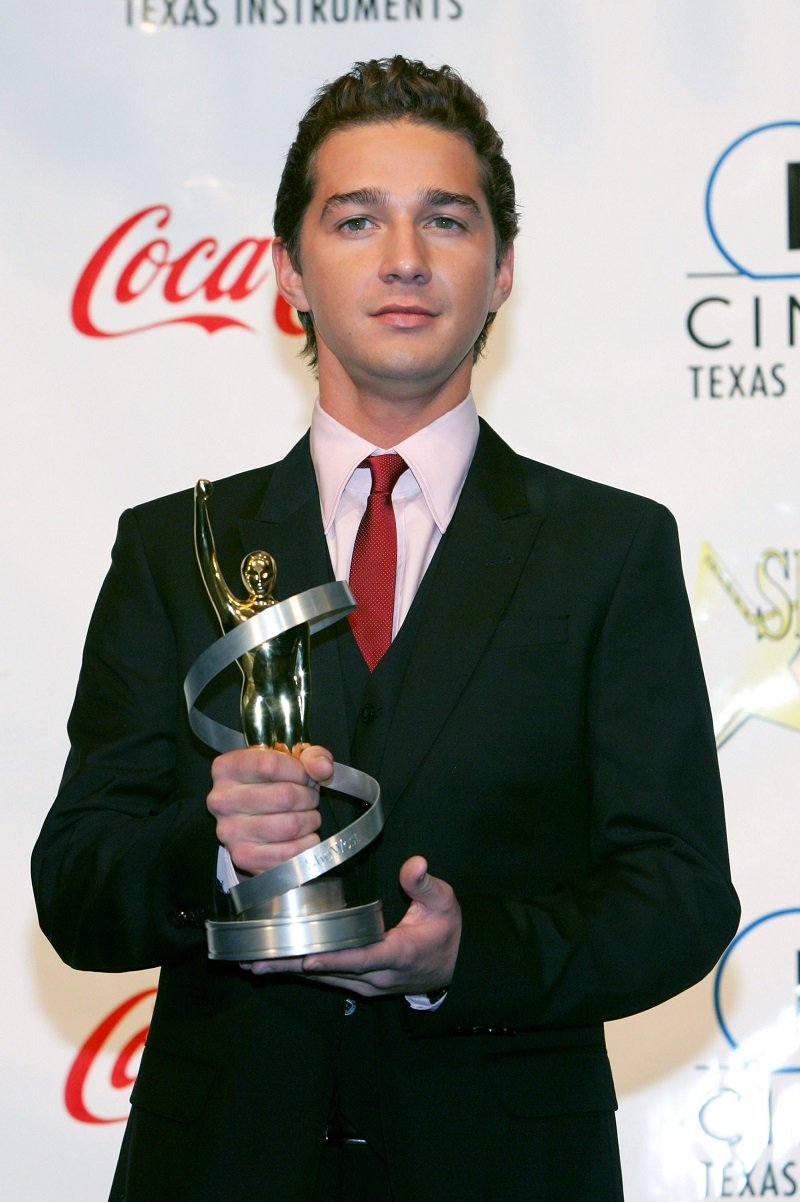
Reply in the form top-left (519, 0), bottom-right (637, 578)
top-left (400, 855), bottom-right (433, 902)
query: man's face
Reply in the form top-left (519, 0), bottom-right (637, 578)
top-left (273, 119), bottom-right (513, 424)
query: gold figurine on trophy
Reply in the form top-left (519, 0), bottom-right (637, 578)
top-left (194, 478), bottom-right (309, 754)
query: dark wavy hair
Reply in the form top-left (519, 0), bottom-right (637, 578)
top-left (273, 55), bottom-right (519, 367)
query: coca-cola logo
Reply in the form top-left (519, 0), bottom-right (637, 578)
top-left (64, 988), bottom-right (155, 1124)
top-left (71, 203), bottom-right (305, 339)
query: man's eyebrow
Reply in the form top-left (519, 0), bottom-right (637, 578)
top-left (419, 188), bottom-right (484, 217)
top-left (320, 188), bottom-right (389, 218)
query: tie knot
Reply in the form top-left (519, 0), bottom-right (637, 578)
top-left (364, 453), bottom-right (407, 496)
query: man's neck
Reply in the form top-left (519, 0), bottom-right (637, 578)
top-left (317, 364), bottom-right (474, 447)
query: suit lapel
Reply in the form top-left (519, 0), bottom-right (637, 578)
top-left (377, 422), bottom-right (543, 816)
top-left (238, 434), bottom-right (327, 598)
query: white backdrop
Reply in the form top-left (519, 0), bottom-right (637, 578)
top-left (6, 2), bottom-right (800, 1197)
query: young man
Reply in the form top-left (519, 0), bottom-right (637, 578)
top-left (33, 57), bottom-right (739, 1201)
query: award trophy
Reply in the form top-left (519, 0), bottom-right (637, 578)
top-left (184, 479), bottom-right (385, 961)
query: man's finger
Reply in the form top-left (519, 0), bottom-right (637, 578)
top-left (212, 745), bottom-right (333, 786)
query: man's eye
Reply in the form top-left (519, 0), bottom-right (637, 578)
top-left (340, 216), bottom-right (372, 232)
top-left (428, 216), bottom-right (463, 230)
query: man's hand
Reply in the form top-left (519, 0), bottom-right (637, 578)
top-left (207, 744), bottom-right (333, 875)
top-left (246, 855), bottom-right (462, 997)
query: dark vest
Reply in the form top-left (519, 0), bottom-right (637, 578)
top-left (324, 556), bottom-right (441, 1156)
top-left (344, 549), bottom-right (441, 777)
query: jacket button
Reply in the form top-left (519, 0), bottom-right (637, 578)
top-left (360, 705), bottom-right (377, 723)
top-left (344, 998), bottom-right (357, 1016)
top-left (167, 907), bottom-right (207, 930)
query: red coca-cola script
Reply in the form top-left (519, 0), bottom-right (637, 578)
top-left (71, 204), bottom-right (304, 339)
top-left (65, 988), bottom-right (156, 1124)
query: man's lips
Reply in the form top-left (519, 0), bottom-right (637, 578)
top-left (372, 304), bottom-right (437, 328)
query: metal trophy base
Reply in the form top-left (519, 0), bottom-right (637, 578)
top-left (206, 879), bottom-right (384, 960)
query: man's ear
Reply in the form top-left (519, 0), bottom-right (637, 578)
top-left (490, 242), bottom-right (514, 314)
top-left (272, 239), bottom-right (310, 313)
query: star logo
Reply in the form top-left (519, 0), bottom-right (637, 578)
top-left (694, 542), bottom-right (800, 746)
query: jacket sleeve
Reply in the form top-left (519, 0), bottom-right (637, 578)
top-left (406, 502), bottom-right (740, 1035)
top-left (31, 506), bottom-right (219, 972)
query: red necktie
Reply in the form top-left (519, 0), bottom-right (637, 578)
top-left (348, 453), bottom-right (407, 671)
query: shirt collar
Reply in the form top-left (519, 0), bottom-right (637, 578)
top-left (310, 394), bottom-right (480, 534)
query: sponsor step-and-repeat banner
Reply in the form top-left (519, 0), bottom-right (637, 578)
top-left (5, 2), bottom-right (800, 1196)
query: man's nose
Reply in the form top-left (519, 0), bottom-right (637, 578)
top-left (379, 223), bottom-right (431, 284)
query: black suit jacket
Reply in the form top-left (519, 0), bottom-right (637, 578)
top-left (32, 422), bottom-right (739, 1201)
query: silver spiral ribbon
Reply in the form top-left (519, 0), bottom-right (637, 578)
top-left (184, 581), bottom-right (383, 915)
